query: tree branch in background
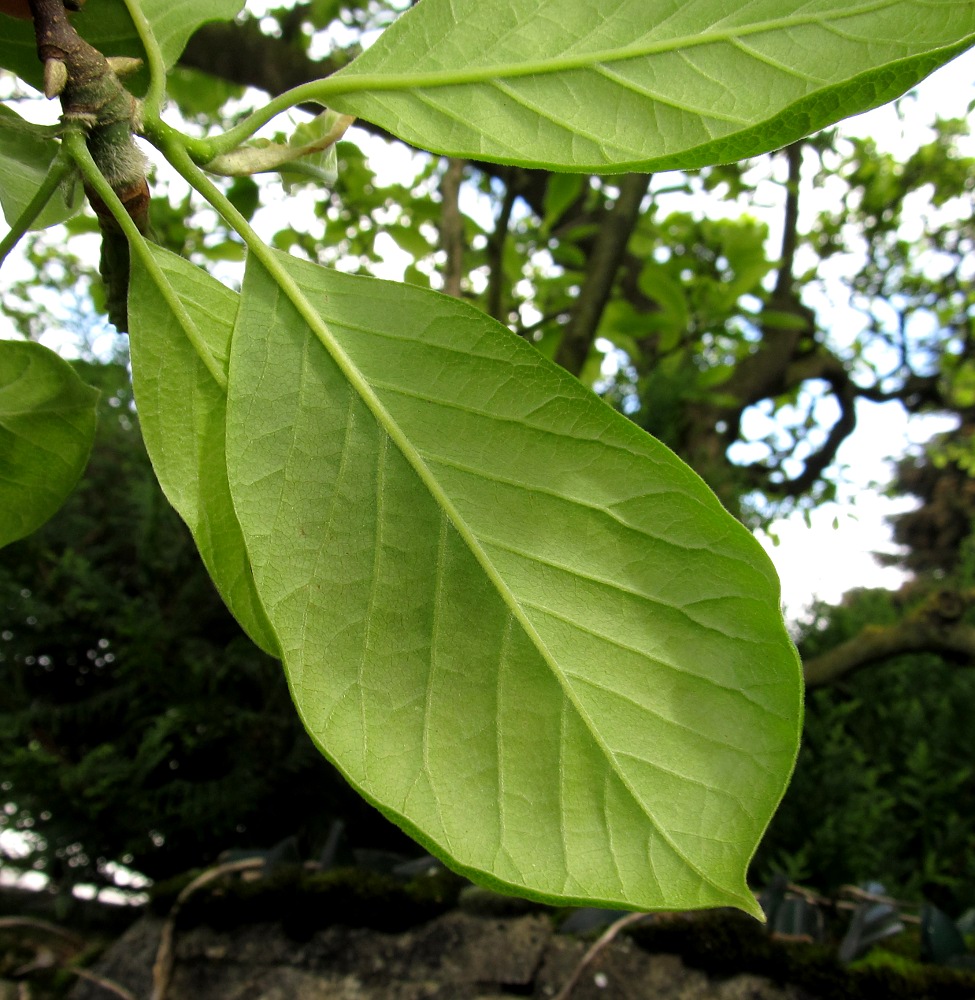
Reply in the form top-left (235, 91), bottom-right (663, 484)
top-left (439, 157), bottom-right (465, 298)
top-left (774, 142), bottom-right (802, 297)
top-left (803, 589), bottom-right (975, 686)
top-left (741, 353), bottom-right (858, 497)
top-left (180, 20), bottom-right (341, 96)
top-left (554, 173), bottom-right (651, 376)
top-left (859, 371), bottom-right (947, 412)
top-left (681, 142), bottom-right (867, 503)
top-left (722, 140), bottom-right (809, 411)
top-left (487, 170), bottom-right (518, 322)
top-left (778, 373), bottom-right (857, 496)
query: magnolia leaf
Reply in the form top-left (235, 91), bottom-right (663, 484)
top-left (0, 106), bottom-right (81, 230)
top-left (127, 245), bottom-right (279, 656)
top-left (0, 0), bottom-right (243, 95)
top-left (326, 0), bottom-right (975, 171)
top-left (224, 250), bottom-right (803, 914)
top-left (0, 340), bottom-right (97, 549)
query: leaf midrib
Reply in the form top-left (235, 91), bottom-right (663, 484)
top-left (328, 0), bottom-right (944, 96)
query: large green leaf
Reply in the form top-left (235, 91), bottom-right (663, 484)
top-left (325, 0), bottom-right (975, 171)
top-left (0, 340), bottom-right (97, 549)
top-left (127, 244), bottom-right (279, 656)
top-left (0, 107), bottom-right (82, 230)
top-left (0, 0), bottom-right (243, 95)
top-left (224, 250), bottom-right (803, 914)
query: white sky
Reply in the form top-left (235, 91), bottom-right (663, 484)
top-left (753, 48), bottom-right (975, 619)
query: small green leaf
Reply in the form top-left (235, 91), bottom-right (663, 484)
top-left (638, 262), bottom-right (691, 345)
top-left (760, 309), bottom-right (813, 331)
top-left (326, 0), bottom-right (975, 172)
top-left (0, 106), bottom-right (81, 231)
top-left (385, 223), bottom-right (434, 258)
top-left (206, 110), bottom-right (353, 185)
top-left (308, 0), bottom-right (344, 30)
top-left (542, 174), bottom-right (585, 233)
top-left (224, 250), bottom-right (803, 914)
top-left (0, 340), bottom-right (97, 549)
top-left (127, 245), bottom-right (279, 656)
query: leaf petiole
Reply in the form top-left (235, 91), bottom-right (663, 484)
top-left (0, 146), bottom-right (75, 270)
top-left (119, 0), bottom-right (168, 124)
top-left (182, 82), bottom-right (356, 165)
top-left (153, 131), bottom-right (277, 278)
top-left (63, 128), bottom-right (228, 391)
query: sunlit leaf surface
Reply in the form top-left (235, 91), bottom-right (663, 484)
top-left (223, 251), bottom-right (803, 914)
top-left (328, 0), bottom-right (975, 171)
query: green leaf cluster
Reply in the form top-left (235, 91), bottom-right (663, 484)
top-left (4, 0), bottom-right (974, 916)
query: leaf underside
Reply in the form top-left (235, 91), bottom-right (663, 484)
top-left (328, 0), bottom-right (975, 171)
top-left (221, 250), bottom-right (803, 915)
top-left (0, 340), bottom-right (97, 549)
top-left (0, 106), bottom-right (81, 230)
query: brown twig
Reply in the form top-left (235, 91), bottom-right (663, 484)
top-left (69, 967), bottom-right (138, 1000)
top-left (151, 858), bottom-right (264, 1000)
top-left (28, 0), bottom-right (149, 330)
top-left (553, 173), bottom-right (651, 376)
top-left (439, 157), bottom-right (465, 298)
top-left (0, 917), bottom-right (136, 1000)
top-left (552, 911), bottom-right (652, 1000)
top-left (0, 916), bottom-right (84, 947)
top-left (779, 882), bottom-right (921, 925)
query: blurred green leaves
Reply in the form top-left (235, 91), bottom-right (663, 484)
top-left (0, 340), bottom-right (97, 549)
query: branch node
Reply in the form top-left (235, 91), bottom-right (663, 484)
top-left (62, 109), bottom-right (98, 129)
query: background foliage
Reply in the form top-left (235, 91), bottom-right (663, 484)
top-left (758, 588), bottom-right (975, 909)
top-left (0, 362), bottom-right (410, 894)
top-left (1, 0), bottom-right (975, 913)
